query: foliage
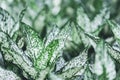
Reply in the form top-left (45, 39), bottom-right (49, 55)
top-left (0, 0), bottom-right (120, 80)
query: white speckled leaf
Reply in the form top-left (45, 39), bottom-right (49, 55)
top-left (45, 25), bottom-right (60, 47)
top-left (0, 7), bottom-right (15, 36)
top-left (0, 31), bottom-right (37, 79)
top-left (55, 56), bottom-right (66, 72)
top-left (107, 20), bottom-right (120, 43)
top-left (90, 38), bottom-right (116, 80)
top-left (107, 20), bottom-right (120, 62)
top-left (107, 44), bottom-right (120, 63)
top-left (77, 7), bottom-right (90, 32)
top-left (85, 33), bottom-right (116, 80)
top-left (20, 22), bottom-right (43, 60)
top-left (50, 23), bottom-right (71, 65)
top-left (0, 67), bottom-right (21, 80)
top-left (91, 8), bottom-right (109, 32)
top-left (35, 39), bottom-right (59, 70)
top-left (85, 32), bottom-right (100, 48)
top-left (58, 48), bottom-right (88, 79)
top-left (63, 49), bottom-right (87, 72)
top-left (77, 7), bottom-right (109, 33)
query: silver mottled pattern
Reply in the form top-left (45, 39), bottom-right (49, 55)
top-left (0, 31), bottom-right (37, 79)
top-left (0, 67), bottom-right (21, 80)
top-left (63, 49), bottom-right (87, 71)
top-left (55, 56), bottom-right (66, 72)
top-left (0, 7), bottom-right (15, 35)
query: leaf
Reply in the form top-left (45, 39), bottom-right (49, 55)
top-left (62, 49), bottom-right (88, 71)
top-left (75, 24), bottom-right (90, 46)
top-left (55, 56), bottom-right (66, 72)
top-left (0, 7), bottom-right (15, 37)
top-left (85, 32), bottom-right (100, 48)
top-left (35, 39), bottom-right (59, 70)
top-left (19, 7), bottom-right (27, 22)
top-left (0, 31), bottom-right (37, 79)
top-left (107, 43), bottom-right (120, 63)
top-left (69, 22), bottom-right (81, 44)
top-left (48, 72), bottom-right (63, 80)
top-left (91, 8), bottom-right (109, 33)
top-left (77, 7), bottom-right (90, 32)
top-left (45, 25), bottom-right (60, 47)
top-left (107, 20), bottom-right (120, 62)
top-left (10, 7), bottom-right (27, 38)
top-left (36, 67), bottom-right (50, 80)
top-left (93, 40), bottom-right (116, 80)
top-left (9, 7), bottom-right (27, 38)
top-left (85, 33), bottom-right (116, 80)
top-left (107, 20), bottom-right (120, 43)
top-left (57, 48), bottom-right (88, 79)
top-left (84, 65), bottom-right (95, 80)
top-left (44, 26), bottom-right (60, 66)
top-left (77, 7), bottom-right (109, 33)
top-left (20, 22), bottom-right (43, 61)
top-left (0, 66), bottom-right (21, 80)
top-left (49, 22), bottom-right (71, 66)
top-left (94, 40), bottom-right (105, 75)
top-left (112, 41), bottom-right (120, 52)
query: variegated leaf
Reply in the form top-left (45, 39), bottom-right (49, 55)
top-left (0, 31), bottom-right (37, 79)
top-left (87, 35), bottom-right (116, 80)
top-left (20, 22), bottom-right (43, 61)
top-left (35, 39), bottom-right (59, 70)
top-left (107, 20), bottom-right (120, 43)
top-left (0, 7), bottom-right (16, 37)
top-left (57, 48), bottom-right (88, 79)
top-left (0, 67), bottom-right (21, 80)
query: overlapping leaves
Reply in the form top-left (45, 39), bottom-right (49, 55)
top-left (0, 7), bottom-right (61, 79)
top-left (1, 1), bottom-right (120, 79)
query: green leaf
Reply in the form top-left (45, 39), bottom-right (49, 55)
top-left (94, 40), bottom-right (105, 75)
top-left (45, 25), bottom-right (60, 47)
top-left (107, 20), bottom-right (120, 63)
top-left (20, 22), bottom-right (43, 62)
top-left (107, 20), bottom-right (120, 43)
top-left (77, 7), bottom-right (109, 33)
top-left (107, 44), bottom-right (120, 63)
top-left (85, 33), bottom-right (116, 80)
top-left (77, 7), bottom-right (90, 32)
top-left (94, 40), bottom-right (116, 80)
top-left (55, 56), bottom-right (66, 72)
top-left (85, 32), bottom-right (100, 48)
top-left (0, 66), bottom-right (21, 80)
top-left (0, 31), bottom-right (37, 79)
top-left (35, 39), bottom-right (59, 70)
top-left (57, 48), bottom-right (88, 79)
top-left (0, 7), bottom-right (15, 37)
top-left (49, 23), bottom-right (71, 66)
top-left (75, 24), bottom-right (89, 46)
top-left (19, 7), bottom-right (27, 22)
top-left (62, 49), bottom-right (88, 71)
top-left (36, 67), bottom-right (50, 80)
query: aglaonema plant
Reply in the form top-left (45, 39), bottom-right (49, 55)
top-left (0, 7), bottom-right (88, 80)
top-left (1, 1), bottom-right (120, 79)
top-left (0, 7), bottom-right (60, 79)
